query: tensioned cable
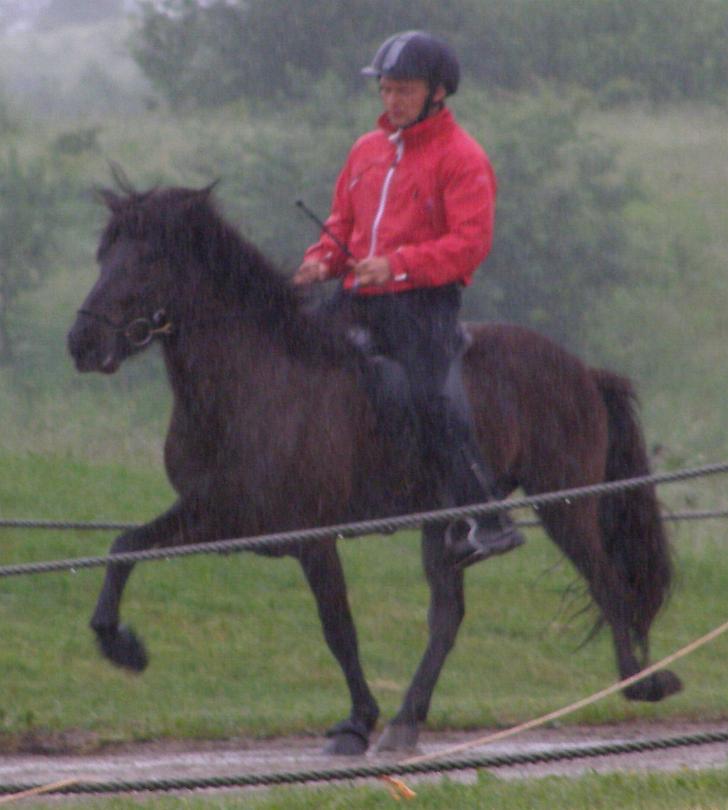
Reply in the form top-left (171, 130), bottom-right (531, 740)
top-left (0, 461), bottom-right (727, 579)
top-left (0, 519), bottom-right (136, 531)
top-left (1, 728), bottom-right (728, 797)
top-left (3, 507), bottom-right (728, 532)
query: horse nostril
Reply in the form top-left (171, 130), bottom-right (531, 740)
top-left (67, 319), bottom-right (98, 365)
top-left (66, 320), bottom-right (89, 355)
top-left (67, 325), bottom-right (83, 358)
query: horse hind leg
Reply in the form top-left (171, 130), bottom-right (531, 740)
top-left (375, 522), bottom-right (465, 753)
top-left (537, 499), bottom-right (682, 703)
top-left (90, 504), bottom-right (188, 672)
top-left (611, 620), bottom-right (683, 703)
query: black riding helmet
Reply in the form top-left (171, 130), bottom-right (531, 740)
top-left (361, 30), bottom-right (460, 97)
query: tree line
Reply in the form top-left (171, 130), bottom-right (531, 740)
top-left (132, 0), bottom-right (728, 109)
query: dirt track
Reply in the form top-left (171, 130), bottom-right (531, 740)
top-left (2, 721), bottom-right (728, 798)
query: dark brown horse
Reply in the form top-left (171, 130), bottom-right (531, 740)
top-left (67, 183), bottom-right (681, 755)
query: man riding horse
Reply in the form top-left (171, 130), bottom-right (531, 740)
top-left (294, 30), bottom-right (524, 568)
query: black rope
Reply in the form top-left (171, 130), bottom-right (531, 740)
top-left (1, 728), bottom-right (728, 796)
top-left (4, 508), bottom-right (728, 533)
top-left (1, 461), bottom-right (727, 579)
top-left (0, 519), bottom-right (137, 531)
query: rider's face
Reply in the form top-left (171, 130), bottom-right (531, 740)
top-left (379, 77), bottom-right (444, 128)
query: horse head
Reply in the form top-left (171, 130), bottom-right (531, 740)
top-left (67, 183), bottom-right (214, 374)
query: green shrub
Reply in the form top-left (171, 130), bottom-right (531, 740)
top-left (464, 90), bottom-right (643, 347)
top-left (0, 149), bottom-right (69, 364)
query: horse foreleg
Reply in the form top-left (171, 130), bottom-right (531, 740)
top-left (298, 540), bottom-right (379, 755)
top-left (376, 523), bottom-right (465, 753)
top-left (90, 503), bottom-right (188, 672)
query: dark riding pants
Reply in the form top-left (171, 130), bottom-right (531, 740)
top-left (332, 285), bottom-right (494, 506)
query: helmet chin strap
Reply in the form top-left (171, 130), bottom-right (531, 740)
top-left (408, 85), bottom-right (443, 127)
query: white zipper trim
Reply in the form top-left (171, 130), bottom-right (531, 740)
top-left (368, 131), bottom-right (404, 258)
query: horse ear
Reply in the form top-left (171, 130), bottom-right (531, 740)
top-left (94, 186), bottom-right (123, 212)
top-left (177, 180), bottom-right (220, 213)
top-left (108, 162), bottom-right (136, 195)
top-left (94, 162), bottom-right (138, 212)
top-left (194, 179), bottom-right (220, 203)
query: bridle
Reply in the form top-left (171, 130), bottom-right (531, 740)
top-left (77, 307), bottom-right (173, 348)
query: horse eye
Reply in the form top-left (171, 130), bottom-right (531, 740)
top-left (152, 309), bottom-right (167, 326)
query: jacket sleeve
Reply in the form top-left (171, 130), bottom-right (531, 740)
top-left (387, 149), bottom-right (496, 287)
top-left (302, 156), bottom-right (355, 278)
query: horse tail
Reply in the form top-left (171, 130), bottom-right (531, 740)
top-left (592, 367), bottom-right (672, 658)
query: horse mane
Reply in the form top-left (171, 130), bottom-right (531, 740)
top-left (97, 180), bottom-right (358, 369)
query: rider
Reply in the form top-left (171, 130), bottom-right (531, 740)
top-left (294, 30), bottom-right (524, 568)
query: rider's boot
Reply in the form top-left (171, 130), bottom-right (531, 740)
top-left (443, 441), bottom-right (525, 570)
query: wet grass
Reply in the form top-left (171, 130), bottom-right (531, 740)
top-left (1, 451), bottom-right (728, 751)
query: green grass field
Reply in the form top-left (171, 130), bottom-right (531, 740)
top-left (1, 450), bottom-right (728, 752)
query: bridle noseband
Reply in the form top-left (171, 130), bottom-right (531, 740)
top-left (77, 308), bottom-right (173, 348)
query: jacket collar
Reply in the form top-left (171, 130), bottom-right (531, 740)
top-left (377, 107), bottom-right (454, 146)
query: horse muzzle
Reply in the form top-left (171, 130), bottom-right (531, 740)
top-left (68, 308), bottom-right (173, 374)
top-left (67, 315), bottom-right (123, 374)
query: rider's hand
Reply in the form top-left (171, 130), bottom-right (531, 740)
top-left (349, 256), bottom-right (392, 286)
top-left (293, 260), bottom-right (329, 285)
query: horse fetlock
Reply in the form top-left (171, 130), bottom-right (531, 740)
top-left (623, 669), bottom-right (683, 702)
top-left (94, 624), bottom-right (149, 673)
top-left (358, 702), bottom-right (380, 733)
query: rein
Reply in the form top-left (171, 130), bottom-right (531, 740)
top-left (77, 308), bottom-right (173, 348)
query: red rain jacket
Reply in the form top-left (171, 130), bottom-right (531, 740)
top-left (303, 107), bottom-right (496, 295)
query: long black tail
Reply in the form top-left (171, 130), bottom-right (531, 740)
top-left (592, 368), bottom-right (672, 657)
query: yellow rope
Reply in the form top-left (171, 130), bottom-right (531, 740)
top-left (402, 616), bottom-right (728, 767)
top-left (0, 779), bottom-right (79, 805)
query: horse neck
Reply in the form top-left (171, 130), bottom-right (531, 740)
top-left (161, 284), bottom-right (321, 418)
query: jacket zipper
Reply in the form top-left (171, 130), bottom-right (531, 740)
top-left (368, 133), bottom-right (404, 258)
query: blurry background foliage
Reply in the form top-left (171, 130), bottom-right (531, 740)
top-left (131, 0), bottom-right (728, 108)
top-left (0, 0), bottom-right (726, 465)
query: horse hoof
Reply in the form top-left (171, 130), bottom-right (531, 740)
top-left (374, 723), bottom-right (420, 753)
top-left (323, 719), bottom-right (370, 756)
top-left (623, 669), bottom-right (683, 702)
top-left (95, 625), bottom-right (149, 672)
top-left (323, 731), bottom-right (369, 756)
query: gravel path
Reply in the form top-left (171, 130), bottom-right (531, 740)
top-left (2, 721), bottom-right (728, 798)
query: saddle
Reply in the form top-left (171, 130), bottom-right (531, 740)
top-left (344, 322), bottom-right (483, 522)
top-left (347, 323), bottom-right (473, 440)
